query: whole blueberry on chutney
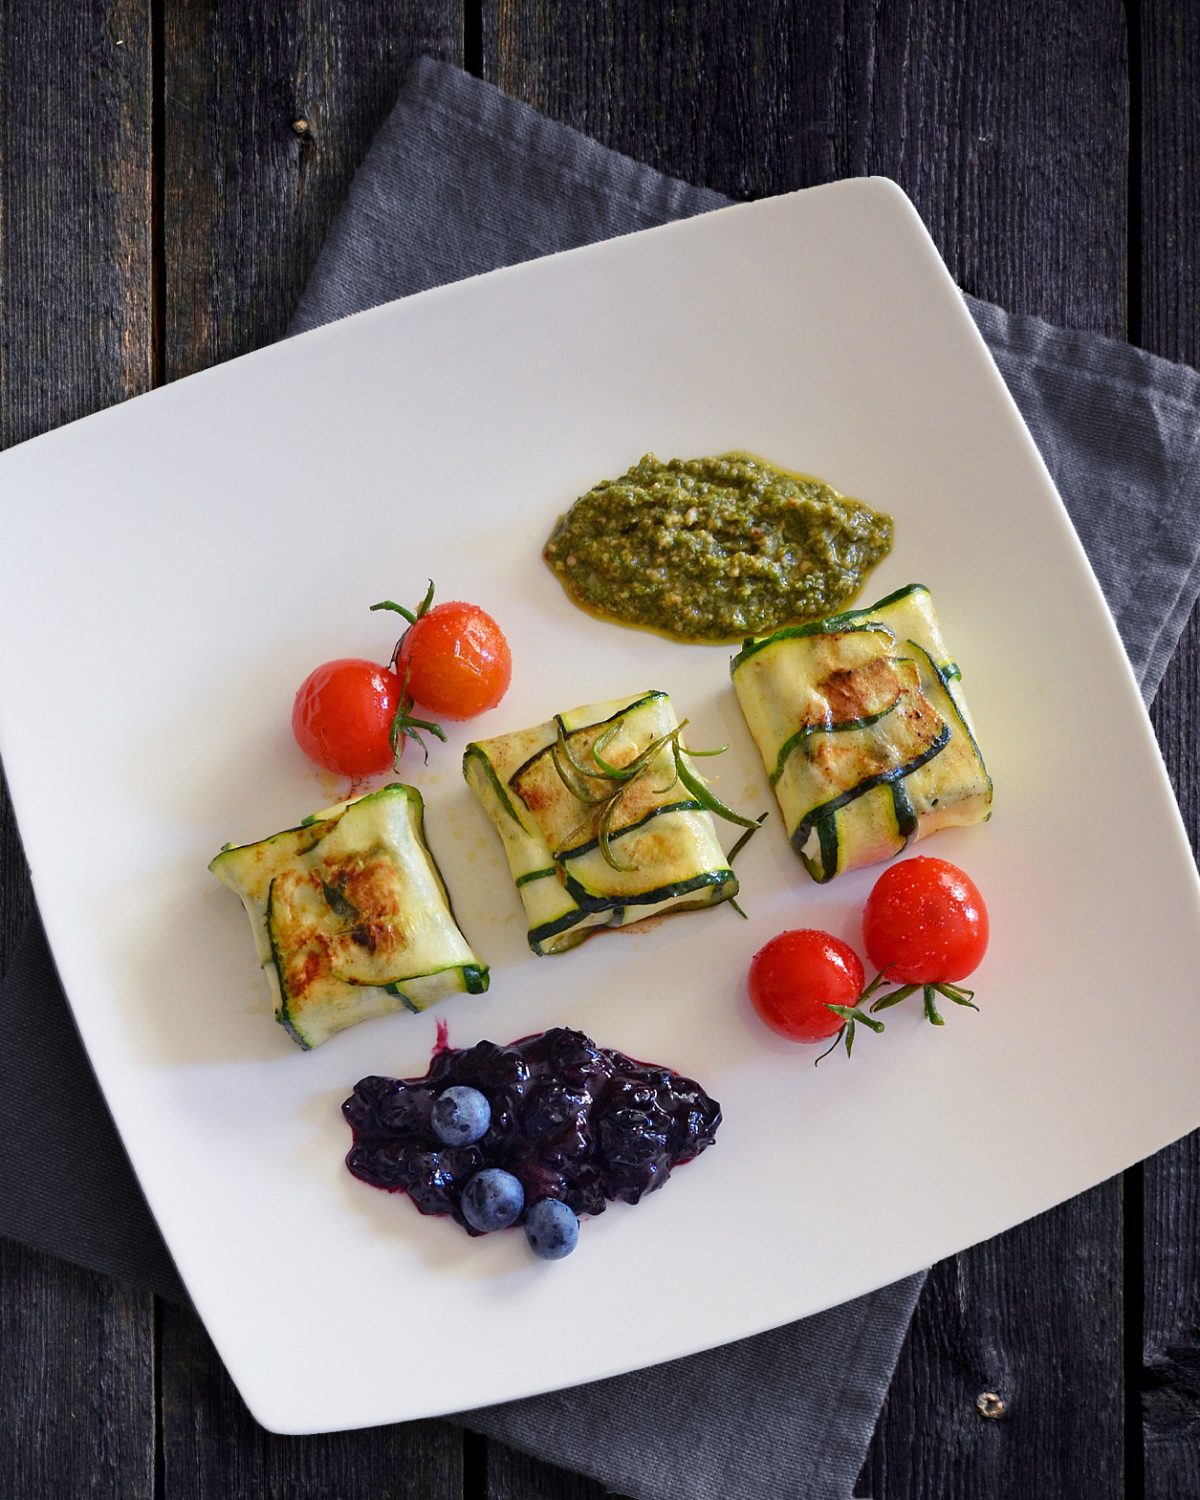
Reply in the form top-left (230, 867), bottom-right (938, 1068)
top-left (342, 1027), bottom-right (721, 1255)
top-left (431, 1085), bottom-right (491, 1147)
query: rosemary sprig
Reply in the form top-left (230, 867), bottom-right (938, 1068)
top-left (547, 713), bottom-right (764, 873)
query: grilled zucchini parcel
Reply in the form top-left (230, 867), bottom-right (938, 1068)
top-left (209, 784), bottom-right (488, 1048)
top-left (464, 691), bottom-right (739, 954)
top-left (731, 584), bottom-right (991, 882)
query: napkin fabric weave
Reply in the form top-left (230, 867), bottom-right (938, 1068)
top-left (3, 56), bottom-right (1200, 1500)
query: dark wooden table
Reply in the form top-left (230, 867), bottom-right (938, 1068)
top-left (1, 4), bottom-right (1197, 1496)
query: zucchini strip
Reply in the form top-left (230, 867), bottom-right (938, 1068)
top-left (791, 722), bottom-right (951, 869)
top-left (769, 696), bottom-right (903, 785)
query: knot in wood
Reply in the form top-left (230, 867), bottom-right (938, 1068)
top-left (975, 1391), bottom-right (1006, 1419)
top-left (291, 118), bottom-right (310, 137)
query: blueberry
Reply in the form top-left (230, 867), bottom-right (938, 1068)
top-left (524, 1199), bottom-right (580, 1261)
top-left (431, 1085), bottom-right (491, 1146)
top-left (461, 1168), bottom-right (525, 1233)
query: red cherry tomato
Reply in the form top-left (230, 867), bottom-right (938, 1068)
top-left (291, 658), bottom-right (403, 777)
top-left (863, 857), bottom-right (989, 984)
top-left (397, 602), bottom-right (511, 720)
top-left (748, 930), bottom-right (865, 1043)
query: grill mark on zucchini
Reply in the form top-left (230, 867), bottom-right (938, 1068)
top-left (769, 696), bottom-right (903, 786)
top-left (790, 721), bottom-right (951, 873)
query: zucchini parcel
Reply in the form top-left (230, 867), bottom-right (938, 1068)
top-left (731, 584), bottom-right (991, 882)
top-left (209, 784), bottom-right (487, 1048)
top-left (464, 691), bottom-right (739, 955)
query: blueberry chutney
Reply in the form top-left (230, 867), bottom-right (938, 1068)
top-left (342, 1027), bottom-right (722, 1236)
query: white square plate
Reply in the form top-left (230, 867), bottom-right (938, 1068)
top-left (1, 180), bottom-right (1197, 1434)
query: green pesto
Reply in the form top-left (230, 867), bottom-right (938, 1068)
top-left (543, 452), bottom-right (893, 642)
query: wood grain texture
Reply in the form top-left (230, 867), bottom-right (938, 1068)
top-left (0, 5), bottom-right (156, 1495)
top-left (864, 1186), bottom-right (1125, 1499)
top-left (1140, 8), bottom-right (1200, 1495)
top-left (162, 1), bottom-right (463, 376)
top-left (0, 1240), bottom-right (154, 1500)
top-left (487, 5), bottom-right (1130, 1497)
top-left (0, 0), bottom-right (153, 976)
top-left (0, 0), bottom-right (153, 445)
top-left (160, 1305), bottom-right (463, 1500)
top-left (484, 0), bottom-right (1129, 331)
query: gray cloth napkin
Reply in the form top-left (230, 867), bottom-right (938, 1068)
top-left (3, 54), bottom-right (1200, 1500)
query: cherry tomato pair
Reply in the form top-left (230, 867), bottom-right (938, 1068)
top-left (748, 857), bottom-right (989, 1049)
top-left (291, 591), bottom-right (512, 778)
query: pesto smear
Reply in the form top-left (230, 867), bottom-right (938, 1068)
top-left (543, 453), bottom-right (894, 642)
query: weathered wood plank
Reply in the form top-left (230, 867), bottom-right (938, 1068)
top-left (484, 0), bottom-right (844, 198)
top-left (163, 2), bottom-right (463, 374)
top-left (0, 0), bottom-right (154, 447)
top-left (487, 5), bottom-right (1130, 1498)
top-left (866, 1183), bottom-right (1126, 1499)
top-left (0, 0), bottom-right (155, 965)
top-left (1140, 8), bottom-right (1200, 1496)
top-left (161, 1309), bottom-right (463, 1499)
top-left (0, 1240), bottom-right (155, 1500)
top-left (158, 7), bottom-right (467, 1494)
top-left (0, 3), bottom-right (156, 1496)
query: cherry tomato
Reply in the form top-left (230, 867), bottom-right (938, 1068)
top-left (863, 856), bottom-right (989, 984)
top-left (397, 602), bottom-right (511, 720)
top-left (292, 658), bottom-right (403, 777)
top-left (748, 930), bottom-right (865, 1043)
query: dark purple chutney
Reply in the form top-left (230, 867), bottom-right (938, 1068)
top-left (342, 1027), bottom-right (722, 1234)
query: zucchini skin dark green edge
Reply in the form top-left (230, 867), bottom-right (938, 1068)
top-left (556, 798), bottom-right (704, 861)
top-left (408, 786), bottom-right (491, 996)
top-left (465, 705), bottom-right (737, 953)
top-left (264, 878), bottom-right (314, 1050)
top-left (794, 643), bottom-right (992, 881)
top-left (264, 787), bottom-right (490, 1039)
top-left (381, 963), bottom-right (490, 1011)
top-left (464, 693), bottom-right (678, 839)
top-left (907, 641), bottom-right (993, 800)
top-left (528, 871), bottom-right (736, 953)
top-left (211, 782), bottom-right (414, 866)
top-left (769, 697), bottom-right (902, 786)
top-left (793, 721), bottom-right (952, 881)
top-left (728, 582), bottom-right (932, 674)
